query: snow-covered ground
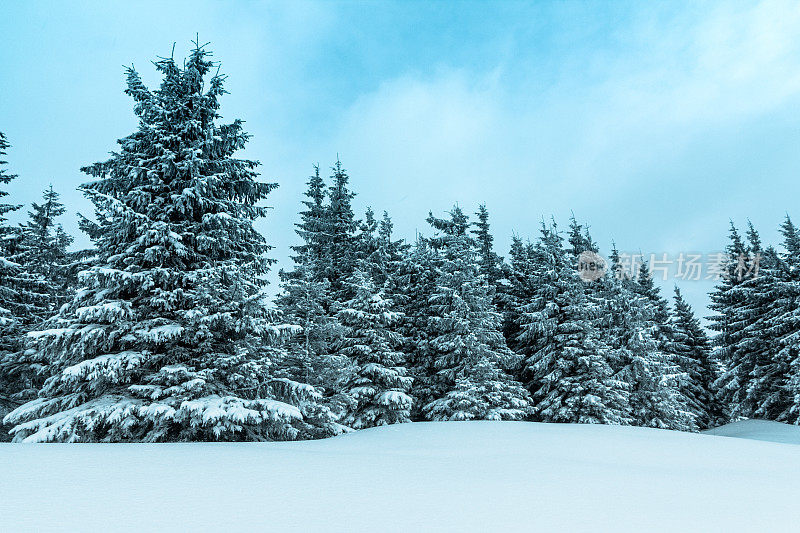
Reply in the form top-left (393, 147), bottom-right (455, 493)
top-left (702, 418), bottom-right (800, 444)
top-left (2, 420), bottom-right (799, 532)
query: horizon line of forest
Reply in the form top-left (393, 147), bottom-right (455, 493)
top-left (1, 41), bottom-right (798, 443)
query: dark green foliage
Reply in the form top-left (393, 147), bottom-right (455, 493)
top-left (669, 287), bottom-right (724, 429)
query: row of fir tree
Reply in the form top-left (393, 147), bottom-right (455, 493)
top-left (0, 44), bottom-right (797, 442)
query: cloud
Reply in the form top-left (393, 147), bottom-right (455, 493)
top-left (321, 0), bottom-right (800, 245)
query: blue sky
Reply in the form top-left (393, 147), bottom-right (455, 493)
top-left (2, 0), bottom-right (800, 314)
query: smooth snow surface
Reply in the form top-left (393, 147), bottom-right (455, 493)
top-left (702, 418), bottom-right (800, 444)
top-left (2, 421), bottom-right (799, 532)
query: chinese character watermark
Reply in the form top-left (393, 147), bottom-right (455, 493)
top-left (575, 252), bottom-right (761, 282)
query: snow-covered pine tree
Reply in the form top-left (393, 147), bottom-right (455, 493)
top-left (276, 166), bottom-right (345, 402)
top-left (786, 323), bottom-right (800, 424)
top-left (322, 159), bottom-right (359, 301)
top-left (708, 218), bottom-right (800, 422)
top-left (611, 261), bottom-right (694, 431)
top-left (0, 131), bottom-right (24, 440)
top-left (0, 133), bottom-right (46, 343)
top-left (754, 217), bottom-right (800, 422)
top-left (392, 237), bottom-right (442, 420)
top-left (725, 223), bottom-right (782, 420)
top-left (12, 185), bottom-right (75, 317)
top-left (284, 164), bottom-right (328, 281)
top-left (778, 215), bottom-right (800, 423)
top-left (0, 131), bottom-right (21, 350)
top-left (779, 215), bottom-right (800, 258)
top-left (498, 236), bottom-right (536, 352)
top-left (709, 222), bottom-right (749, 418)
top-left (355, 208), bottom-right (407, 287)
top-left (421, 207), bottom-right (530, 421)
top-left (0, 134), bottom-right (56, 440)
top-left (4, 43), bottom-right (338, 442)
top-left (565, 214), bottom-right (598, 259)
top-left (633, 262), bottom-right (675, 347)
top-left (516, 221), bottom-right (630, 425)
top-left (1, 185), bottom-right (77, 436)
top-left (668, 287), bottom-right (723, 429)
top-left (336, 270), bottom-right (412, 428)
top-left (276, 249), bottom-right (343, 394)
top-left (356, 206), bottom-right (379, 268)
top-left (375, 211), bottom-right (408, 286)
top-left (471, 204), bottom-right (502, 287)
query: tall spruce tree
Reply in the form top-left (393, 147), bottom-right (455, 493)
top-left (669, 287), bottom-right (723, 429)
top-left (498, 236), bottom-right (536, 352)
top-left (322, 160), bottom-right (359, 301)
top-left (392, 237), bottom-right (442, 420)
top-left (0, 135), bottom-right (57, 440)
top-left (472, 204), bottom-right (502, 286)
top-left (337, 270), bottom-right (412, 428)
top-left (734, 224), bottom-right (784, 420)
top-left (709, 222), bottom-right (749, 418)
top-left (516, 222), bottom-right (630, 424)
top-left (780, 216), bottom-right (800, 423)
top-left (356, 207), bottom-right (379, 268)
top-left (566, 214), bottom-right (598, 259)
top-left (374, 211), bottom-right (407, 286)
top-left (421, 207), bottom-right (530, 421)
top-left (276, 166), bottom-right (343, 400)
top-left (0, 132), bottom-right (21, 344)
top-left (12, 185), bottom-right (75, 317)
top-left (615, 262), bottom-right (694, 430)
top-left (0, 132), bottom-right (44, 344)
top-left (755, 218), bottom-right (800, 422)
top-left (355, 208), bottom-right (406, 287)
top-left (0, 132), bottom-right (25, 440)
top-left (633, 262), bottom-right (676, 349)
top-left (286, 165), bottom-right (328, 277)
top-left (1, 185), bottom-right (77, 438)
top-left (276, 250), bottom-right (341, 395)
top-left (4, 43), bottom-right (337, 442)
top-left (709, 217), bottom-right (800, 422)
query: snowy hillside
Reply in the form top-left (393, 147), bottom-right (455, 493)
top-left (2, 421), bottom-right (800, 532)
top-left (702, 418), bottom-right (800, 444)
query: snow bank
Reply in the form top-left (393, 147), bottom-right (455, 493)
top-left (2, 421), bottom-right (799, 532)
top-left (702, 419), bottom-right (800, 445)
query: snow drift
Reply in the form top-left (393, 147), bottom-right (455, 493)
top-left (702, 418), bottom-right (800, 444)
top-left (2, 421), bottom-right (799, 532)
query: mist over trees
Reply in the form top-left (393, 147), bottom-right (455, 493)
top-left (1, 42), bottom-right (798, 442)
